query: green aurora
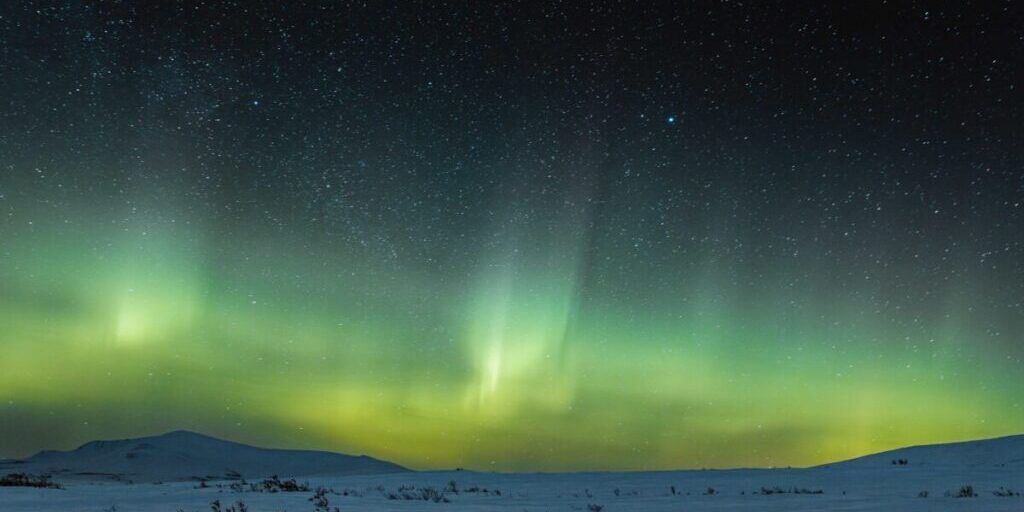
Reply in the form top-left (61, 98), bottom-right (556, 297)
top-left (1, 185), bottom-right (1021, 471)
top-left (1, 2), bottom-right (1022, 473)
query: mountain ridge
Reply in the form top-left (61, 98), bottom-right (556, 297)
top-left (1, 430), bottom-right (407, 482)
top-left (818, 433), bottom-right (1024, 468)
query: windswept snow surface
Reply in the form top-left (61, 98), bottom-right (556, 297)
top-left (1, 465), bottom-right (1022, 511)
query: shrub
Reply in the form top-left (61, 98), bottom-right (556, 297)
top-left (794, 488), bottom-right (824, 494)
top-left (0, 473), bottom-right (62, 489)
top-left (418, 487), bottom-right (448, 503)
top-left (309, 487), bottom-right (339, 512)
top-left (385, 486), bottom-right (449, 502)
top-left (756, 486), bottom-right (822, 495)
top-left (253, 475), bottom-right (309, 492)
top-left (209, 500), bottom-right (247, 512)
top-left (955, 485), bottom-right (976, 498)
top-left (461, 485), bottom-right (500, 495)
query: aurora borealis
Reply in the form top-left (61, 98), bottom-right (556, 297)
top-left (1, 3), bottom-right (1022, 471)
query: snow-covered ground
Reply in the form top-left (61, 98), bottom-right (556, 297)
top-left (2, 464), bottom-right (1022, 511)
top-left (2, 432), bottom-right (1021, 511)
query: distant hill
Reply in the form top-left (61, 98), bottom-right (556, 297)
top-left (4, 431), bottom-right (1021, 483)
top-left (820, 434), bottom-right (1024, 468)
top-left (0, 430), bottom-right (407, 482)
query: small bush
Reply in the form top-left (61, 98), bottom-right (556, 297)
top-left (587, 504), bottom-right (604, 512)
top-left (918, 490), bottom-right (929, 498)
top-left (992, 487), bottom-right (1018, 497)
top-left (419, 487), bottom-right (448, 503)
top-left (385, 486), bottom-right (449, 503)
top-left (756, 486), bottom-right (822, 495)
top-left (210, 500), bottom-right (247, 512)
top-left (461, 485), bottom-right (500, 496)
top-left (794, 488), bottom-right (824, 495)
top-left (309, 487), bottom-right (340, 512)
top-left (955, 485), bottom-right (976, 498)
top-left (254, 475), bottom-right (309, 492)
top-left (0, 473), bottom-right (62, 489)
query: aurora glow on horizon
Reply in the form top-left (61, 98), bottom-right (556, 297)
top-left (1, 3), bottom-right (1022, 472)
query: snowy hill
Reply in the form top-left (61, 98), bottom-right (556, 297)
top-left (0, 430), bottom-right (406, 482)
top-left (821, 434), bottom-right (1024, 468)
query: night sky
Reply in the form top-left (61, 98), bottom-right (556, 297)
top-left (1, 2), bottom-right (1022, 471)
